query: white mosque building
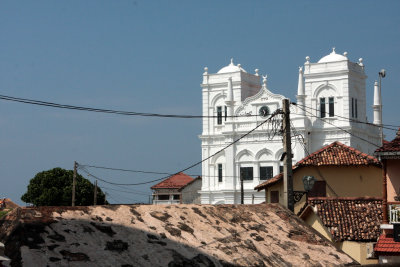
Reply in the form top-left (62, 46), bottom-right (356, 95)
top-left (199, 48), bottom-right (382, 204)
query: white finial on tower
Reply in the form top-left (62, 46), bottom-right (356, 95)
top-left (358, 58), bottom-right (364, 68)
top-left (305, 56), bottom-right (310, 64)
top-left (332, 47), bottom-right (336, 53)
top-left (203, 67), bottom-right (208, 75)
top-left (297, 67), bottom-right (305, 96)
top-left (343, 52), bottom-right (348, 57)
top-left (262, 75), bottom-right (267, 88)
top-left (237, 63), bottom-right (241, 68)
top-left (230, 58), bottom-right (234, 65)
top-left (373, 80), bottom-right (382, 125)
top-left (255, 69), bottom-right (259, 76)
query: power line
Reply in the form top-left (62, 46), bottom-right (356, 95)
top-left (289, 120), bottom-right (338, 197)
top-left (80, 164), bottom-right (188, 176)
top-left (99, 186), bottom-right (145, 203)
top-left (293, 103), bottom-right (399, 131)
top-left (85, 166), bottom-right (284, 187)
top-left (295, 104), bottom-right (381, 148)
top-left (80, 163), bottom-right (289, 180)
top-left (97, 184), bottom-right (151, 196)
top-left (77, 110), bottom-right (281, 186)
top-left (0, 94), bottom-right (259, 119)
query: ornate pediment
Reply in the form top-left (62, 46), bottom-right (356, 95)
top-left (235, 78), bottom-right (285, 116)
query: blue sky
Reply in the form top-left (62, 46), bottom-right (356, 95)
top-left (0, 1), bottom-right (399, 205)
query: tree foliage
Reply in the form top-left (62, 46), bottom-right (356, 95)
top-left (21, 167), bottom-right (108, 206)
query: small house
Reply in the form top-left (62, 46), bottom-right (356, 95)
top-left (374, 128), bottom-right (400, 264)
top-left (299, 197), bottom-right (382, 265)
top-left (151, 172), bottom-right (195, 204)
top-left (255, 141), bottom-right (382, 214)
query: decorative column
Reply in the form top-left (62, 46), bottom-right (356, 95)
top-left (225, 77), bottom-right (236, 203)
top-left (296, 66), bottom-right (306, 116)
top-left (373, 80), bottom-right (382, 125)
top-left (226, 77), bottom-right (234, 117)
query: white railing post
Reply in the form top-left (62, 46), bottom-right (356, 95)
top-left (389, 204), bottom-right (400, 224)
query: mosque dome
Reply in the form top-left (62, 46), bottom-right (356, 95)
top-left (318, 48), bottom-right (348, 63)
top-left (217, 58), bottom-right (247, 73)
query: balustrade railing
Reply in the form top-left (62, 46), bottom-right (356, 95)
top-left (389, 203), bottom-right (400, 223)
top-left (152, 200), bottom-right (180, 205)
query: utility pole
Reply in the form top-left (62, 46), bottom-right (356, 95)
top-left (378, 69), bottom-right (386, 146)
top-left (240, 175), bottom-right (244, 204)
top-left (93, 180), bottom-right (98, 206)
top-left (282, 99), bottom-right (294, 212)
top-left (72, 161), bottom-right (77, 207)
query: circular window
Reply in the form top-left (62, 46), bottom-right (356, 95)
top-left (259, 106), bottom-right (270, 118)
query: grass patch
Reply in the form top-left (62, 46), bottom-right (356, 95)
top-left (0, 209), bottom-right (10, 218)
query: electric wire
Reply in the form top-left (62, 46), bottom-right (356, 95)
top-left (80, 163), bottom-right (285, 181)
top-left (0, 94), bottom-right (260, 119)
top-left (80, 164), bottom-right (174, 175)
top-left (97, 184), bottom-right (150, 196)
top-left (289, 120), bottom-right (338, 197)
top-left (101, 187), bottom-right (144, 204)
top-left (292, 103), bottom-right (399, 131)
top-left (77, 110), bottom-right (281, 186)
top-left (295, 104), bottom-right (382, 148)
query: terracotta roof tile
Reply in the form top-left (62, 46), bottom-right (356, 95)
top-left (255, 173), bottom-right (283, 191)
top-left (178, 176), bottom-right (201, 192)
top-left (375, 128), bottom-right (400, 153)
top-left (308, 197), bottom-right (382, 242)
top-left (296, 141), bottom-right (380, 167)
top-left (374, 234), bottom-right (400, 255)
top-left (255, 141), bottom-right (380, 191)
top-left (151, 172), bottom-right (194, 189)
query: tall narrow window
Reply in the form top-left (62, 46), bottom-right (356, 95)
top-left (224, 106), bottom-right (227, 121)
top-left (217, 106), bottom-right (222, 125)
top-left (218, 164), bottom-right (223, 183)
top-left (355, 99), bottom-right (358, 118)
top-left (279, 165), bottom-right (283, 174)
top-left (351, 98), bottom-right (354, 118)
top-left (260, 166), bottom-right (273, 180)
top-left (328, 97), bottom-right (334, 117)
top-left (320, 98), bottom-right (326, 118)
top-left (240, 167), bottom-right (253, 181)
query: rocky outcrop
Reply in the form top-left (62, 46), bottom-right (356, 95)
top-left (0, 204), bottom-right (356, 266)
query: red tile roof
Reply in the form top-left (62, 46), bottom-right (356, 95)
top-left (254, 173), bottom-right (283, 190)
top-left (375, 128), bottom-right (400, 154)
top-left (374, 234), bottom-right (400, 255)
top-left (305, 197), bottom-right (382, 242)
top-left (151, 172), bottom-right (194, 189)
top-left (178, 176), bottom-right (201, 192)
top-left (255, 141), bottom-right (380, 191)
top-left (296, 141), bottom-right (380, 167)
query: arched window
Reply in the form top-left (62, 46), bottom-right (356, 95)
top-left (315, 84), bottom-right (337, 118)
top-left (319, 96), bottom-right (334, 118)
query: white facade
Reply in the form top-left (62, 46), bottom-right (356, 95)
top-left (199, 49), bottom-right (381, 204)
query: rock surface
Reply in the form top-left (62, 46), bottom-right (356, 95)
top-left (0, 204), bottom-right (356, 266)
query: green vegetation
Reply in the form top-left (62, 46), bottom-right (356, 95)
top-left (21, 167), bottom-right (108, 206)
top-left (0, 210), bottom-right (10, 218)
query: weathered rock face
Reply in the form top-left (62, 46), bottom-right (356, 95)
top-left (0, 204), bottom-right (356, 267)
